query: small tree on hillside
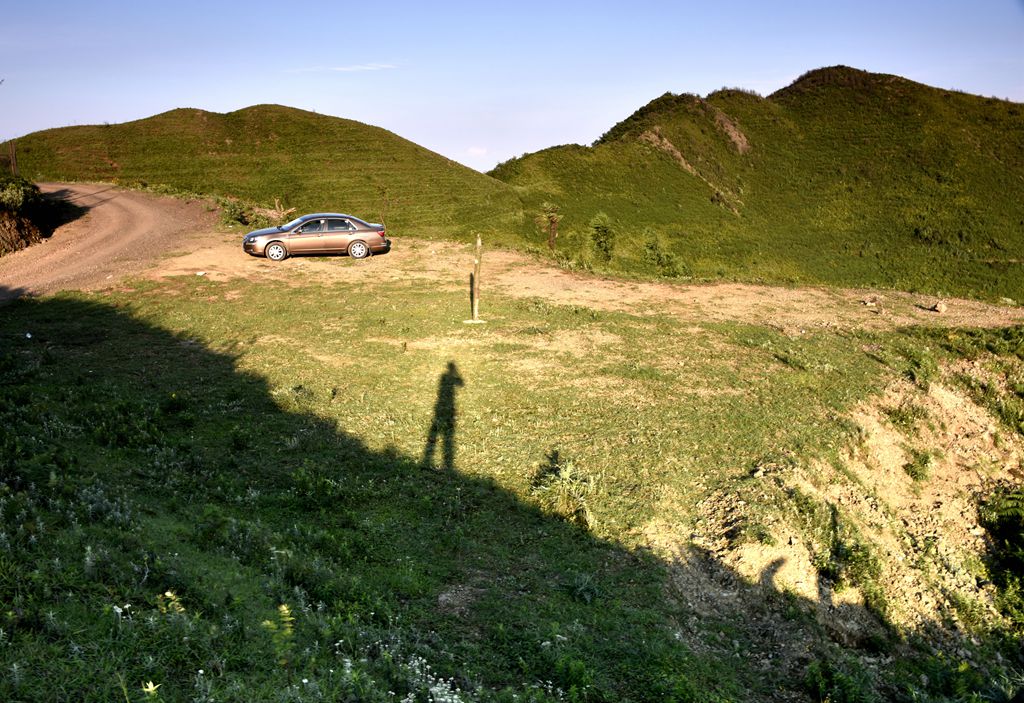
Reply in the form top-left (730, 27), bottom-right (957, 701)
top-left (589, 212), bottom-right (615, 262)
top-left (535, 202), bottom-right (562, 250)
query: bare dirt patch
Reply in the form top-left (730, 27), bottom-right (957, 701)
top-left (4, 183), bottom-right (1022, 335)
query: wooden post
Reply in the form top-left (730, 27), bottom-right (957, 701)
top-left (465, 233), bottom-right (485, 324)
top-left (472, 233), bottom-right (481, 320)
top-left (7, 141), bottom-right (16, 177)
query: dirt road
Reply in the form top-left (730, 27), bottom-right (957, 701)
top-left (3, 183), bottom-right (1023, 331)
top-left (0, 183), bottom-right (217, 301)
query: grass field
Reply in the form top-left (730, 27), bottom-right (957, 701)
top-left (2, 254), bottom-right (1023, 701)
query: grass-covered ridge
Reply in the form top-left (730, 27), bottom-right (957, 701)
top-left (11, 105), bottom-right (525, 241)
top-left (8, 65), bottom-right (1024, 299)
top-left (491, 66), bottom-right (1024, 301)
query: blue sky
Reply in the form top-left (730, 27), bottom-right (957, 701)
top-left (2, 1), bottom-right (1022, 171)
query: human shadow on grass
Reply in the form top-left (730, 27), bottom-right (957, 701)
top-left (0, 290), bottom-right (1018, 703)
top-left (421, 360), bottom-right (464, 471)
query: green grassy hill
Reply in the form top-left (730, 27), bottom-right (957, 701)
top-left (9, 67), bottom-right (1024, 299)
top-left (11, 105), bottom-right (525, 240)
top-left (491, 66), bottom-right (1024, 300)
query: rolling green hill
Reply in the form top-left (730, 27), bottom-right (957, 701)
top-left (11, 105), bottom-right (525, 240)
top-left (491, 66), bottom-right (1024, 300)
top-left (9, 67), bottom-right (1024, 299)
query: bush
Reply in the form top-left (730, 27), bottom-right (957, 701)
top-left (532, 450), bottom-right (595, 528)
top-left (217, 197), bottom-right (272, 229)
top-left (804, 658), bottom-right (879, 703)
top-left (0, 177), bottom-right (50, 247)
top-left (642, 229), bottom-right (684, 277)
top-left (0, 177), bottom-right (40, 214)
top-left (589, 212), bottom-right (615, 262)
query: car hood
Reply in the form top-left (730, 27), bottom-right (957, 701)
top-left (245, 226), bottom-right (285, 238)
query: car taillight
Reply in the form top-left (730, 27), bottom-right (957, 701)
top-left (378, 229), bottom-right (386, 238)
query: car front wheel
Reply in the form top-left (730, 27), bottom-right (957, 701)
top-left (266, 242), bottom-right (288, 261)
top-left (349, 241), bottom-right (369, 259)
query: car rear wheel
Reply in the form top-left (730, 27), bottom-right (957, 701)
top-left (349, 241), bottom-right (369, 259)
top-left (266, 242), bottom-right (288, 261)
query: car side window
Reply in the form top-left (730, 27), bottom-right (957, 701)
top-left (298, 220), bottom-right (323, 233)
top-left (328, 219), bottom-right (353, 232)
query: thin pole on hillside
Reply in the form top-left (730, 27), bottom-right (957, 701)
top-left (7, 141), bottom-right (16, 177)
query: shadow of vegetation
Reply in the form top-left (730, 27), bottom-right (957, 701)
top-left (0, 284), bottom-right (28, 304)
top-left (0, 289), bottom-right (1018, 702)
top-left (32, 187), bottom-right (90, 237)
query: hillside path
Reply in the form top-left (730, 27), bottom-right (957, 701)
top-left (0, 183), bottom-right (217, 301)
top-left (3, 183), bottom-right (1023, 331)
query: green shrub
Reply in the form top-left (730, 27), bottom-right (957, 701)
top-left (901, 346), bottom-right (939, 390)
top-left (642, 229), bottom-right (684, 277)
top-left (956, 371), bottom-right (1024, 436)
top-left (217, 197), bottom-right (272, 229)
top-left (532, 450), bottom-right (595, 528)
top-left (589, 212), bottom-right (615, 262)
top-left (979, 488), bottom-right (1024, 630)
top-left (933, 326), bottom-right (1024, 361)
top-left (0, 176), bottom-right (40, 214)
top-left (789, 490), bottom-right (886, 615)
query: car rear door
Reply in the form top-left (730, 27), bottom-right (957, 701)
top-left (324, 219), bottom-right (355, 253)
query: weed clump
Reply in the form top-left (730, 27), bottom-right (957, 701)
top-left (902, 449), bottom-right (933, 481)
top-left (0, 176), bottom-right (46, 255)
top-left (532, 450), bottom-right (595, 529)
top-left (804, 656), bottom-right (879, 703)
top-left (789, 489), bottom-right (886, 615)
top-left (979, 488), bottom-right (1024, 630)
top-left (900, 346), bottom-right (939, 390)
top-left (217, 197), bottom-right (272, 229)
top-left (883, 401), bottom-right (930, 434)
top-left (956, 371), bottom-right (1024, 436)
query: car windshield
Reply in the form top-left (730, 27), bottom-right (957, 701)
top-left (281, 216), bottom-right (306, 230)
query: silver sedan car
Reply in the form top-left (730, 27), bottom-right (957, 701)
top-left (242, 213), bottom-right (391, 261)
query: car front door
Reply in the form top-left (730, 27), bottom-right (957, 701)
top-left (288, 219), bottom-right (327, 253)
